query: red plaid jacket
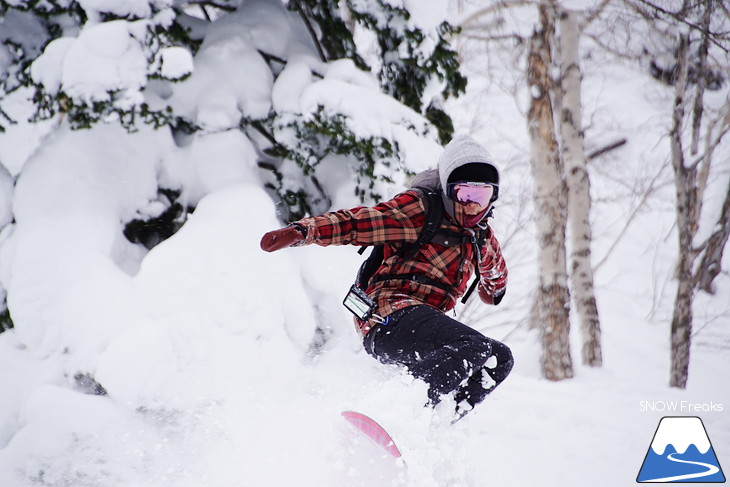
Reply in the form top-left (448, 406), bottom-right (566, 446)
top-left (296, 190), bottom-right (508, 337)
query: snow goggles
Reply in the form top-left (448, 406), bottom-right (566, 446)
top-left (447, 182), bottom-right (496, 206)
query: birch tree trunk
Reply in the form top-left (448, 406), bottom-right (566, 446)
top-left (668, 35), bottom-right (694, 389)
top-left (667, 16), bottom-right (730, 387)
top-left (558, 9), bottom-right (602, 367)
top-left (635, 0), bottom-right (730, 389)
top-left (528, 5), bottom-right (573, 381)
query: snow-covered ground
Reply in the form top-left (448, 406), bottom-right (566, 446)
top-left (0, 2), bottom-right (728, 487)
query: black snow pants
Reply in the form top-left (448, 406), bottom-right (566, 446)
top-left (364, 305), bottom-right (513, 412)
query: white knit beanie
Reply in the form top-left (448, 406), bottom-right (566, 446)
top-left (437, 134), bottom-right (499, 190)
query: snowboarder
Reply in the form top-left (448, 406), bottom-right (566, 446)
top-left (260, 135), bottom-right (513, 420)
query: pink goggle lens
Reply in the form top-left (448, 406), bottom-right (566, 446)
top-left (449, 182), bottom-right (495, 206)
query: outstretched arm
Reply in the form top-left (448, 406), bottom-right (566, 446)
top-left (260, 191), bottom-right (426, 252)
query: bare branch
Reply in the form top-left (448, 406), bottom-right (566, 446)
top-left (587, 138), bottom-right (627, 160)
top-left (719, 0), bottom-right (730, 23)
top-left (289, 0), bottom-right (327, 63)
top-left (0, 105), bottom-right (16, 128)
top-left (579, 0), bottom-right (611, 29)
top-left (199, 4), bottom-right (211, 21)
top-left (257, 50), bottom-right (325, 79)
top-left (629, 0), bottom-right (730, 53)
top-left (462, 33), bottom-right (525, 44)
top-left (458, 0), bottom-right (538, 30)
top-left (584, 32), bottom-right (637, 62)
top-left (248, 120), bottom-right (277, 146)
top-left (594, 162), bottom-right (668, 272)
top-left (185, 1), bottom-right (235, 14)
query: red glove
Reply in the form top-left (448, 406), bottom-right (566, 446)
top-left (478, 284), bottom-right (505, 305)
top-left (260, 225), bottom-right (306, 252)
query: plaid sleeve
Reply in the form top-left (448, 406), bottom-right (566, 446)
top-left (294, 190), bottom-right (426, 247)
top-left (478, 228), bottom-right (508, 297)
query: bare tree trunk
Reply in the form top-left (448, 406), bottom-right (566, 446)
top-left (528, 5), bottom-right (573, 382)
top-left (689, 0), bottom-right (713, 155)
top-left (669, 34), bottom-right (694, 389)
top-left (630, 0), bottom-right (729, 389)
top-left (695, 177), bottom-right (730, 294)
top-left (558, 8), bottom-right (602, 367)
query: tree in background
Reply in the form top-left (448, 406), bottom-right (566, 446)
top-left (341, 0), bottom-right (466, 144)
top-left (459, 0), bottom-right (610, 379)
top-left (0, 0), bottom-right (193, 130)
top-left (0, 0), bottom-right (465, 224)
top-left (555, 7), bottom-right (603, 367)
top-left (526, 3), bottom-right (573, 381)
top-left (0, 0), bottom-right (467, 337)
top-left (264, 0), bottom-right (465, 218)
top-left (456, 0), bottom-right (728, 386)
top-left (627, 0), bottom-right (730, 388)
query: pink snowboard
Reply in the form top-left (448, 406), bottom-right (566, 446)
top-left (341, 411), bottom-right (402, 459)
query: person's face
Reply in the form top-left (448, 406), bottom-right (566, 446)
top-left (448, 182), bottom-right (495, 207)
top-left (447, 182), bottom-right (495, 227)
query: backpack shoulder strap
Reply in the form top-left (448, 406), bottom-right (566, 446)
top-left (412, 188), bottom-right (443, 246)
top-left (461, 227), bottom-right (489, 304)
top-left (393, 187), bottom-right (444, 259)
top-left (355, 245), bottom-right (383, 289)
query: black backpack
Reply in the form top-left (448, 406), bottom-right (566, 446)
top-left (354, 187), bottom-right (487, 305)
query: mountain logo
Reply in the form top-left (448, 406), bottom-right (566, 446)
top-left (637, 416), bottom-right (726, 483)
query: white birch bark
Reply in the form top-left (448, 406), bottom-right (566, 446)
top-left (668, 35), bottom-right (693, 389)
top-left (558, 9), bottom-right (602, 367)
top-left (528, 5), bottom-right (573, 382)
